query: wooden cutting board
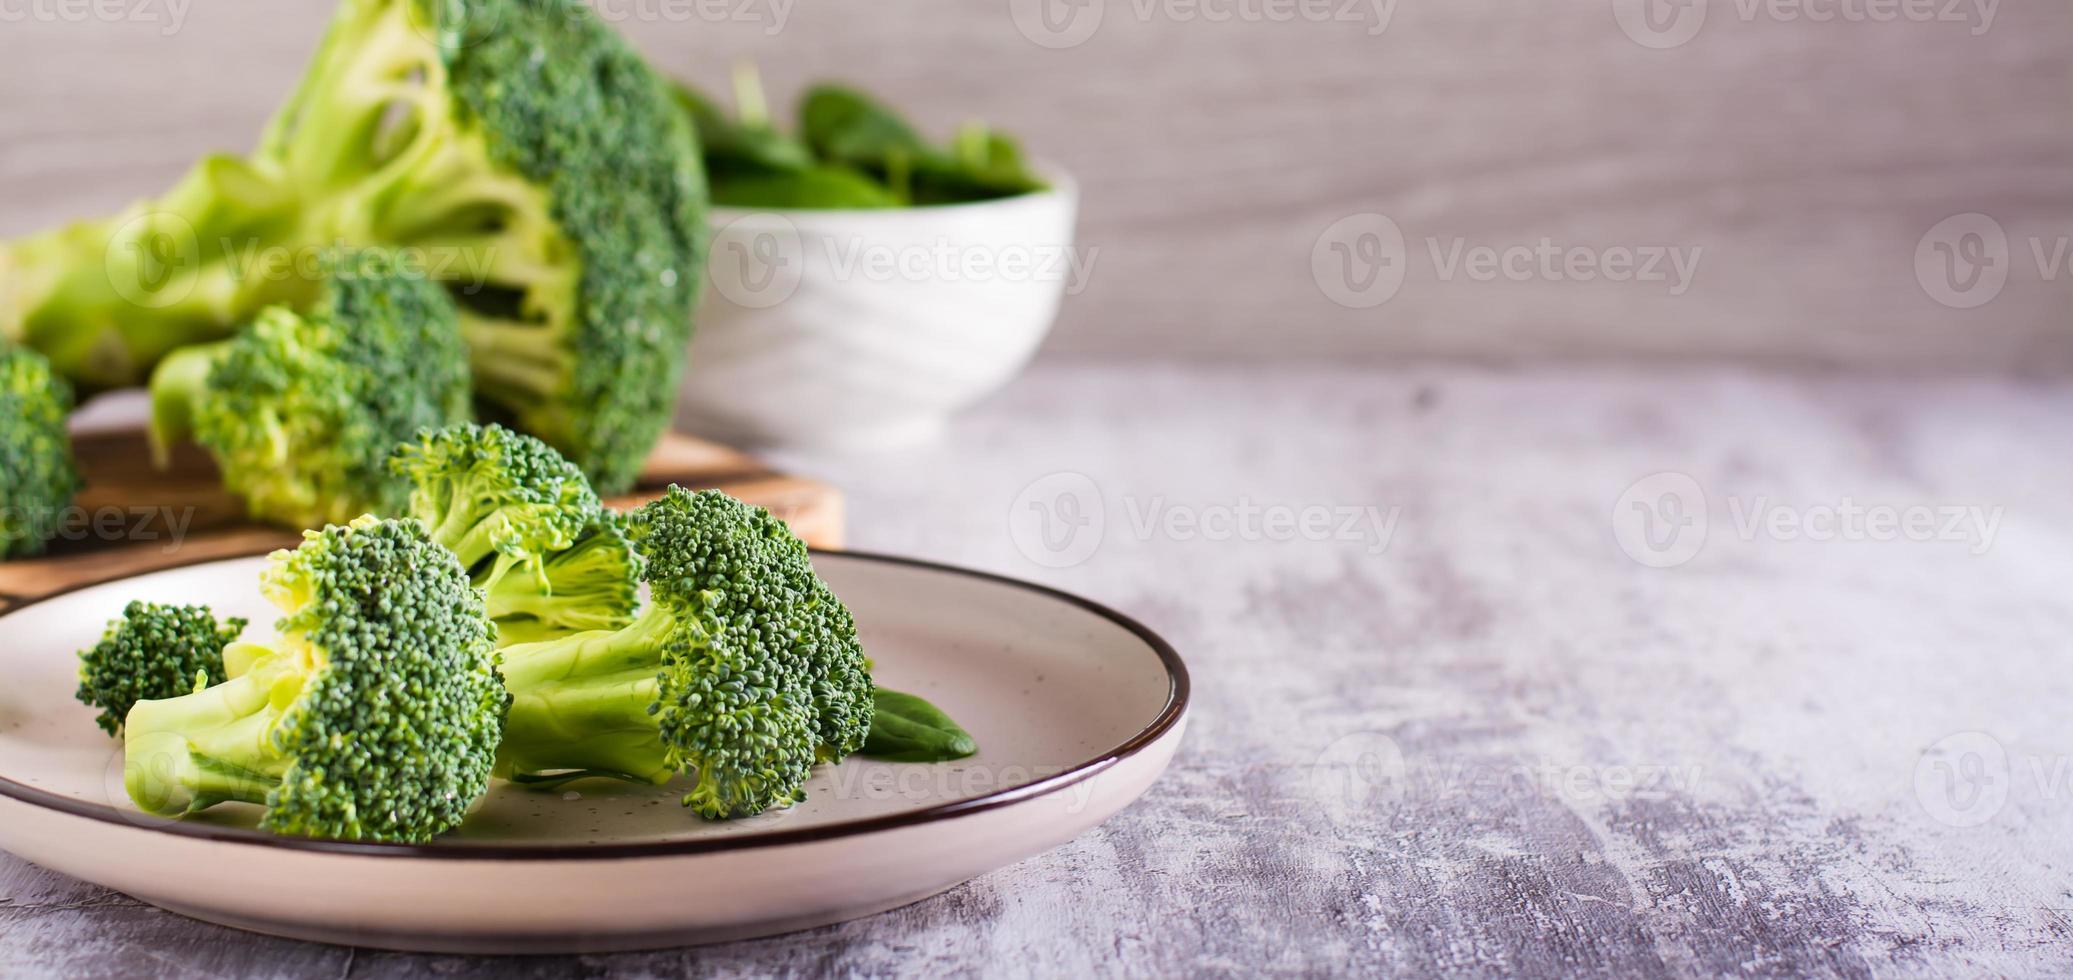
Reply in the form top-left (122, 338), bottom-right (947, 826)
top-left (0, 430), bottom-right (842, 611)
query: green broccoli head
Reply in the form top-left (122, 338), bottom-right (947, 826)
top-left (76, 601), bottom-right (247, 737)
top-left (630, 487), bottom-right (873, 762)
top-left (494, 488), bottom-right (873, 820)
top-left (390, 422), bottom-right (637, 643)
top-left (121, 516), bottom-right (506, 843)
top-left (4, 0), bottom-right (706, 493)
top-left (0, 342), bottom-right (82, 559)
top-left (147, 248), bottom-right (471, 529)
top-left (480, 513), bottom-right (643, 644)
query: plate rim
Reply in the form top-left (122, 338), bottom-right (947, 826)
top-left (0, 548), bottom-right (1189, 862)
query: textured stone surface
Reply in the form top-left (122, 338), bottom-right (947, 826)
top-left (4, 362), bottom-right (2071, 976)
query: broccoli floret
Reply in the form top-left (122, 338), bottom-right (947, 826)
top-left (76, 602), bottom-right (247, 737)
top-left (0, 341), bottom-right (81, 560)
top-left (120, 516), bottom-right (506, 842)
top-left (495, 488), bottom-right (873, 819)
top-left (391, 422), bottom-right (639, 643)
top-left (147, 248), bottom-right (470, 529)
top-left (2, 0), bottom-right (707, 493)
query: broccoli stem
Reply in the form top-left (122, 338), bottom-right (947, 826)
top-left (122, 652), bottom-right (306, 816)
top-left (3, 209), bottom-right (249, 391)
top-left (495, 610), bottom-right (681, 785)
top-left (146, 340), bottom-right (235, 467)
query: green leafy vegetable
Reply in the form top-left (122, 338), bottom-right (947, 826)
top-left (675, 69), bottom-right (1046, 210)
top-left (861, 689), bottom-right (978, 763)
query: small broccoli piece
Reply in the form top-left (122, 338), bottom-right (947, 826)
top-left (0, 341), bottom-right (81, 559)
top-left (391, 422), bottom-right (638, 643)
top-left (76, 602), bottom-right (247, 737)
top-left (147, 248), bottom-right (471, 529)
top-left (481, 514), bottom-right (642, 639)
top-left (495, 487), bottom-right (873, 819)
top-left (2, 0), bottom-right (707, 493)
top-left (120, 516), bottom-right (505, 842)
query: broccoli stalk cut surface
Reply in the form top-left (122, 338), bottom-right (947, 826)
top-left (1, 0), bottom-right (707, 492)
top-left (495, 488), bottom-right (873, 819)
top-left (147, 248), bottom-right (471, 529)
top-left (76, 602), bottom-right (248, 737)
top-left (391, 423), bottom-right (640, 644)
top-left (0, 341), bottom-right (81, 559)
top-left (120, 516), bottom-right (506, 842)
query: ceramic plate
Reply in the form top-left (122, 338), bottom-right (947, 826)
top-left (0, 551), bottom-right (1188, 953)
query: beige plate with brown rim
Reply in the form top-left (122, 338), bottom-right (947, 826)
top-left (0, 550), bottom-right (1188, 953)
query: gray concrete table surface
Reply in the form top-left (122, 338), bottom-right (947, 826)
top-left (2, 361), bottom-right (2070, 978)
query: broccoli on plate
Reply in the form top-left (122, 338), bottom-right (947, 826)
top-left (148, 248), bottom-right (471, 529)
top-left (496, 487), bottom-right (873, 819)
top-left (76, 601), bottom-right (248, 737)
top-left (121, 516), bottom-right (506, 843)
top-left (391, 422), bottom-right (640, 644)
top-left (1, 0), bottom-right (707, 493)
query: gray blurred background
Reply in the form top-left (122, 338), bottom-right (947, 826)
top-left (3, 0), bottom-right (2068, 371)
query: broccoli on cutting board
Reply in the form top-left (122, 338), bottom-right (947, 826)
top-left (146, 248), bottom-right (471, 530)
top-left (0, 341), bottom-right (81, 559)
top-left (0, 0), bottom-right (707, 494)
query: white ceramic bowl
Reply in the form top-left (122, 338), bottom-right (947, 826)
top-left (679, 178), bottom-right (1080, 450)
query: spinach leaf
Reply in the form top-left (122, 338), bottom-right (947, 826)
top-left (672, 80), bottom-right (817, 178)
top-left (860, 688), bottom-right (979, 763)
top-left (710, 166), bottom-right (904, 209)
